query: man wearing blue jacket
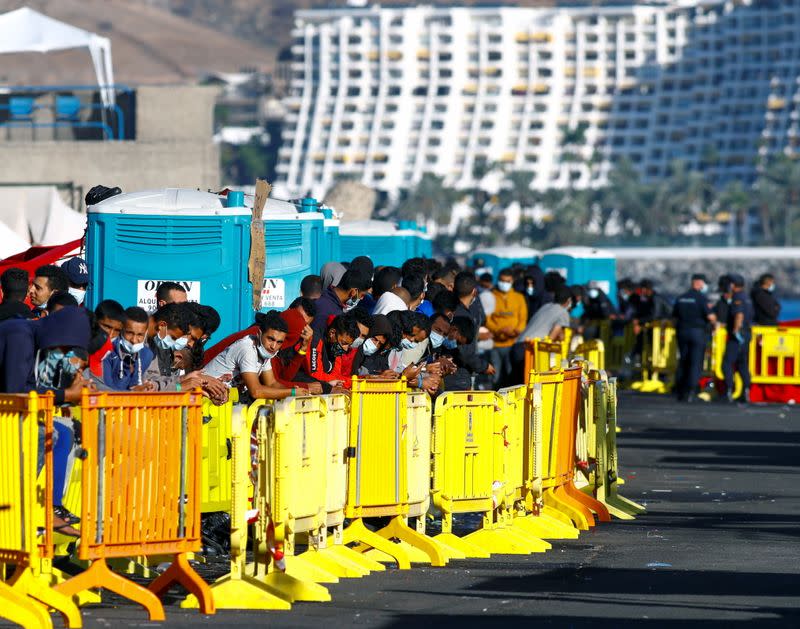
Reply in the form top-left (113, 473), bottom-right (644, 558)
top-left (0, 306), bottom-right (92, 535)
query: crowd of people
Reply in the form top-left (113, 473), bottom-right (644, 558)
top-left (0, 252), bottom-right (783, 535)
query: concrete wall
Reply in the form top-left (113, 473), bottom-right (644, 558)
top-left (0, 85), bottom-right (221, 202)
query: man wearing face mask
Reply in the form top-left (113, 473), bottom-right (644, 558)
top-left (0, 305), bottom-right (93, 536)
top-left (582, 281), bottom-right (617, 322)
top-left (204, 310), bottom-right (297, 403)
top-left (61, 257), bottom-right (89, 305)
top-left (452, 272), bottom-right (495, 384)
top-left (751, 273), bottom-right (781, 326)
top-left (298, 314), bottom-right (360, 393)
top-left (673, 274), bottom-right (716, 403)
top-left (28, 265), bottom-right (69, 318)
top-left (101, 307), bottom-right (155, 391)
top-left (311, 269), bottom-right (371, 336)
top-left (351, 314), bottom-right (396, 377)
top-left (486, 268), bottom-right (527, 388)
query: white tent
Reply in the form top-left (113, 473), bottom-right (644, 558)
top-left (0, 186), bottom-right (86, 259)
top-left (0, 7), bottom-right (114, 105)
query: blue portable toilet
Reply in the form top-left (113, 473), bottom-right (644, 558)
top-left (541, 246), bottom-right (618, 306)
top-left (397, 221), bottom-right (433, 260)
top-left (296, 197), bottom-right (340, 273)
top-left (85, 188), bottom-right (253, 341)
top-left (469, 246), bottom-right (541, 277)
top-left (339, 220), bottom-right (408, 267)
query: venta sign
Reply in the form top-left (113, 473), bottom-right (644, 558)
top-left (137, 279), bottom-right (201, 313)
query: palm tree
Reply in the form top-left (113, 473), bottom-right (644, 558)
top-left (393, 173), bottom-right (460, 226)
top-left (717, 180), bottom-right (751, 245)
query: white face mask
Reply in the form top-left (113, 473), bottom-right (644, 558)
top-left (257, 341), bottom-right (277, 361)
top-left (401, 338), bottom-right (417, 350)
top-left (351, 336), bottom-right (365, 349)
top-left (429, 331), bottom-right (445, 348)
top-left (362, 338), bottom-right (379, 356)
top-left (68, 287), bottom-right (86, 304)
top-left (120, 338), bottom-right (145, 354)
top-left (497, 281), bottom-right (513, 293)
top-left (588, 288), bottom-right (600, 299)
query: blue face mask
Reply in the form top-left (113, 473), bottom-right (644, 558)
top-left (699, 284), bottom-right (709, 295)
top-left (429, 331), bottom-right (445, 349)
top-left (119, 338), bottom-right (145, 355)
top-left (362, 338), bottom-right (379, 356)
top-left (767, 284), bottom-right (775, 293)
top-left (526, 286), bottom-right (535, 296)
top-left (443, 338), bottom-right (458, 350)
top-left (401, 338), bottom-right (417, 350)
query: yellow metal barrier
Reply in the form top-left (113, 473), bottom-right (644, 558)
top-left (592, 378), bottom-right (646, 518)
top-left (0, 392), bottom-right (81, 629)
top-left (342, 378), bottom-right (447, 569)
top-left (523, 337), bottom-right (568, 384)
top-left (586, 320), bottom-right (635, 373)
top-left (200, 396), bottom-right (235, 513)
top-left (493, 386), bottom-right (553, 552)
top-left (573, 339), bottom-right (606, 371)
top-left (184, 403), bottom-right (291, 610)
top-left (631, 320), bottom-right (677, 393)
top-left (55, 390), bottom-right (214, 620)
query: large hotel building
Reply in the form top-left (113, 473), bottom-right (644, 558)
top-left (276, 1), bottom-right (798, 199)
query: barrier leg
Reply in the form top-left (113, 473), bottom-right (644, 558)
top-left (341, 518), bottom-right (411, 570)
top-left (563, 482), bottom-right (612, 522)
top-left (257, 568), bottom-right (330, 603)
top-left (55, 559), bottom-right (165, 621)
top-left (511, 512), bottom-right (581, 539)
top-left (0, 580), bottom-right (52, 629)
top-left (282, 554), bottom-right (342, 583)
top-left (375, 515), bottom-right (449, 566)
top-left (43, 565), bottom-right (102, 607)
top-left (322, 543), bottom-right (386, 573)
top-left (463, 512), bottom-right (549, 555)
top-left (553, 485), bottom-right (596, 527)
top-left (432, 511), bottom-right (490, 559)
top-left (8, 566), bottom-right (81, 628)
top-left (148, 552), bottom-right (215, 615)
top-left (543, 489), bottom-right (590, 530)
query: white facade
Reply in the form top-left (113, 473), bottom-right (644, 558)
top-left (276, 1), bottom-right (800, 200)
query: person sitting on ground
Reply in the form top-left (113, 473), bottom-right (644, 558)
top-left (0, 306), bottom-right (94, 536)
top-left (751, 273), bottom-right (781, 326)
top-left (300, 274), bottom-right (323, 300)
top-left (28, 265), bottom-right (69, 317)
top-left (61, 257), bottom-right (89, 305)
top-left (0, 268), bottom-right (33, 322)
top-left (296, 313), bottom-right (360, 393)
top-left (312, 268), bottom-right (371, 334)
top-left (45, 291), bottom-right (79, 315)
top-left (156, 281), bottom-right (188, 308)
top-left (203, 311), bottom-right (297, 403)
top-left (102, 306), bottom-right (156, 391)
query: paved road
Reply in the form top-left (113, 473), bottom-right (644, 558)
top-left (35, 394), bottom-right (800, 627)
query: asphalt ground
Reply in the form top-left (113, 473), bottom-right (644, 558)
top-left (14, 393), bottom-right (800, 628)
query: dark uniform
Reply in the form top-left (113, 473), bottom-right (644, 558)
top-left (672, 287), bottom-right (713, 400)
top-left (751, 285), bottom-right (780, 326)
top-left (722, 281), bottom-right (754, 398)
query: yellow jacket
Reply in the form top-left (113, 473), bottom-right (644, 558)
top-left (487, 288), bottom-right (528, 347)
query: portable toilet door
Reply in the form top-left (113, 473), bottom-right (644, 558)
top-left (541, 246), bottom-right (618, 306)
top-left (296, 197), bottom-right (341, 275)
top-left (259, 196), bottom-right (326, 312)
top-left (85, 188), bottom-right (252, 341)
top-left (339, 220), bottom-right (406, 267)
top-left (469, 246), bottom-right (541, 277)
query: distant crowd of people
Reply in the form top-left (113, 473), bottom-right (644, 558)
top-left (0, 252), bottom-right (782, 534)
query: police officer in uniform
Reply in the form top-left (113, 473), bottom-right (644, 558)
top-left (722, 273), bottom-right (754, 403)
top-left (673, 274), bottom-right (715, 402)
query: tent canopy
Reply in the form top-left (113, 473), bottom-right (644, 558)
top-left (0, 7), bottom-right (114, 104)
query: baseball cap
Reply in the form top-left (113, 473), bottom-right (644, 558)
top-left (62, 257), bottom-right (89, 286)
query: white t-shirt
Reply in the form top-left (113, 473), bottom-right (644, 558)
top-left (203, 335), bottom-right (272, 389)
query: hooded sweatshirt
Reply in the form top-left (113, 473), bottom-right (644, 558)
top-left (0, 306), bottom-right (90, 405)
top-left (372, 291), bottom-right (408, 316)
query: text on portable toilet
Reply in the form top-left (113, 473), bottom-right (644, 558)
top-left (260, 278), bottom-right (286, 309)
top-left (137, 279), bottom-right (202, 313)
